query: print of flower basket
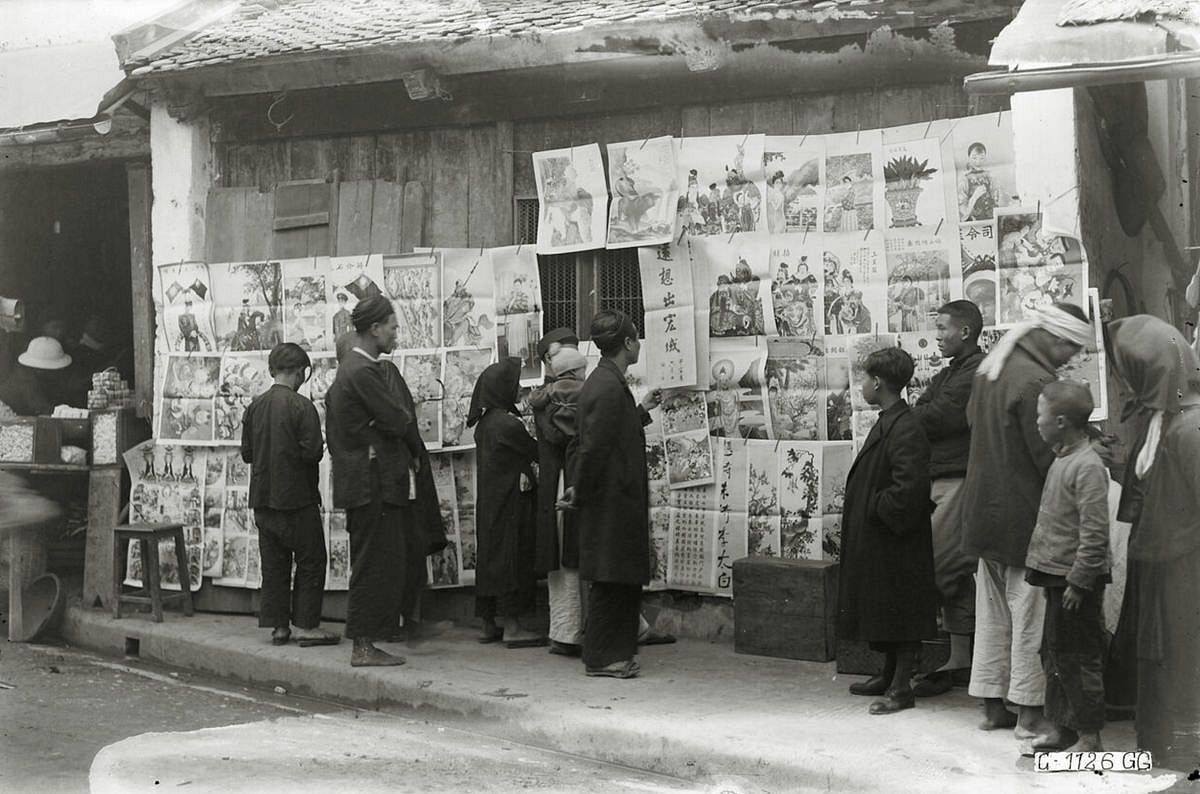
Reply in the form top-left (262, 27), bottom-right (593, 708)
top-left (884, 155), bottom-right (938, 228)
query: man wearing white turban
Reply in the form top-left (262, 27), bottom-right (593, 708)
top-left (959, 302), bottom-right (1092, 752)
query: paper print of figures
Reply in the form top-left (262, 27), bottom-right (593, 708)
top-left (995, 210), bottom-right (1084, 324)
top-left (158, 396), bottom-right (215, 443)
top-left (707, 344), bottom-right (767, 439)
top-left (959, 220), bottom-right (999, 325)
top-left (824, 353), bottom-right (853, 442)
top-left (764, 136), bottom-right (824, 234)
top-left (886, 248), bottom-right (952, 333)
top-left (770, 242), bottom-right (821, 340)
top-left (331, 292), bottom-right (354, 339)
top-left (491, 246), bottom-right (544, 384)
top-left (694, 233), bottom-right (771, 338)
top-left (440, 248), bottom-right (496, 349)
top-left (607, 136), bottom-right (679, 249)
top-left (883, 138), bottom-right (944, 230)
top-left (325, 254), bottom-right (384, 344)
top-left (660, 390), bottom-right (709, 436)
top-left (397, 351), bottom-right (443, 449)
top-left (674, 135), bottom-right (766, 237)
top-left (283, 271), bottom-right (330, 352)
top-left (214, 354), bottom-right (271, 443)
top-left (664, 430), bottom-right (715, 489)
top-left (824, 162), bottom-right (871, 232)
top-left (822, 236), bottom-right (887, 337)
top-left (952, 113), bottom-right (1018, 222)
top-left (441, 347), bottom-right (494, 448)
top-left (764, 338), bottom-right (825, 441)
top-left (210, 261), bottom-right (284, 352)
top-left (823, 250), bottom-right (873, 336)
top-left (160, 262), bottom-right (216, 353)
top-left (532, 143), bottom-right (607, 254)
top-left (383, 252), bottom-right (441, 350)
top-left (898, 331), bottom-right (944, 405)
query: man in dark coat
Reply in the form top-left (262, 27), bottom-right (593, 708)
top-left (838, 346), bottom-right (937, 714)
top-left (325, 295), bottom-right (444, 667)
top-left (908, 300), bottom-right (985, 696)
top-left (529, 328), bottom-right (585, 656)
top-left (960, 302), bottom-right (1093, 744)
top-left (561, 310), bottom-right (661, 678)
top-left (240, 343), bottom-right (338, 648)
top-left (469, 358), bottom-right (544, 648)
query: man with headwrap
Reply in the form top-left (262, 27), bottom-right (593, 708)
top-left (559, 311), bottom-right (662, 678)
top-left (960, 302), bottom-right (1094, 752)
top-left (1108, 315), bottom-right (1200, 769)
top-left (469, 358), bottom-right (544, 647)
top-left (325, 295), bottom-right (444, 667)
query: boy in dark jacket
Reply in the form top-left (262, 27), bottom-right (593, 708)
top-left (241, 343), bottom-right (338, 647)
top-left (838, 346), bottom-right (937, 714)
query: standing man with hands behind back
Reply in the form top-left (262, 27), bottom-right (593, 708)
top-left (559, 310), bottom-right (662, 679)
top-left (326, 295), bottom-right (431, 668)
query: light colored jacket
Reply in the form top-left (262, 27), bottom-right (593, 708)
top-left (1025, 438), bottom-right (1111, 589)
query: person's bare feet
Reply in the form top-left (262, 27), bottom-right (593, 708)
top-left (1062, 732), bottom-right (1102, 753)
top-left (979, 698), bottom-right (1018, 730)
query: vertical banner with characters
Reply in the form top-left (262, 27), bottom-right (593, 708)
top-left (638, 244), bottom-right (698, 389)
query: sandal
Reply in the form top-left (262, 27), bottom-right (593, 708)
top-left (585, 660), bottom-right (640, 679)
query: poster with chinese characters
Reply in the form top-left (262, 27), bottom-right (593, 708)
top-left (491, 245), bottom-right (544, 385)
top-left (383, 252), bottom-right (441, 350)
top-left (778, 441), bottom-right (823, 561)
top-left (769, 236), bottom-right (822, 340)
top-left (675, 134), bottom-right (767, 237)
top-left (764, 136), bottom-right (825, 234)
top-left (884, 234), bottom-right (957, 333)
top-left (533, 143), bottom-right (608, 254)
top-left (607, 136), bottom-right (679, 248)
top-left (712, 436), bottom-right (749, 595)
top-left (764, 337), bottom-right (826, 441)
top-left (159, 262), bottom-right (217, 353)
top-left (745, 440), bottom-right (781, 557)
top-left (823, 232), bottom-right (887, 337)
top-left (883, 137), bottom-right (947, 232)
top-left (638, 244), bottom-right (698, 388)
top-left (326, 254), bottom-right (386, 344)
top-left (960, 220), bottom-right (999, 326)
top-left (660, 390), bottom-right (715, 490)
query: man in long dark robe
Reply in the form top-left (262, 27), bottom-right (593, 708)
top-left (469, 358), bottom-right (544, 647)
top-left (1108, 315), bottom-right (1200, 769)
top-left (240, 343), bottom-right (338, 647)
top-left (326, 295), bottom-right (432, 667)
top-left (561, 310), bottom-right (661, 678)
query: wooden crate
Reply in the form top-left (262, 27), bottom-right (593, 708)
top-left (733, 556), bottom-right (838, 662)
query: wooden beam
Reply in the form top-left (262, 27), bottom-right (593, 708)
top-left (495, 121), bottom-right (515, 246)
top-left (126, 162), bottom-right (154, 418)
top-left (83, 467), bottom-right (124, 611)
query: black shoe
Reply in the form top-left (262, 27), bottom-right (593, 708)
top-left (912, 669), bottom-right (960, 698)
top-left (548, 640), bottom-right (582, 657)
top-left (869, 689), bottom-right (916, 715)
top-left (849, 675), bottom-right (890, 696)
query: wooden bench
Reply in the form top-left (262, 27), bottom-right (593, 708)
top-left (112, 523), bottom-right (194, 622)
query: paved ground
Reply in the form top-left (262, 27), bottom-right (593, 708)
top-left (62, 607), bottom-right (1188, 793)
top-left (0, 638), bottom-right (702, 793)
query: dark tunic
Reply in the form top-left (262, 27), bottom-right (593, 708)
top-left (909, 346), bottom-right (983, 480)
top-left (836, 400), bottom-right (938, 644)
top-left (326, 348), bottom-right (445, 638)
top-left (0, 365), bottom-right (58, 416)
top-left (960, 341), bottom-right (1056, 567)
top-left (572, 357), bottom-right (651, 586)
top-left (473, 408), bottom-right (538, 612)
top-left (240, 384), bottom-right (324, 510)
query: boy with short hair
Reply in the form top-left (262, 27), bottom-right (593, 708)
top-left (837, 346), bottom-right (938, 714)
top-left (1025, 380), bottom-right (1110, 752)
top-left (241, 342), bottom-right (339, 648)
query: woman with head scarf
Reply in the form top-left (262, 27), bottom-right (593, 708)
top-left (1107, 315), bottom-right (1200, 769)
top-left (469, 358), bottom-right (544, 647)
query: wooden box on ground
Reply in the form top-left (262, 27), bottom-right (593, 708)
top-left (733, 556), bottom-right (837, 662)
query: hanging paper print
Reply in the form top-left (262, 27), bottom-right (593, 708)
top-left (763, 136), bottom-right (824, 234)
top-left (675, 135), bottom-right (767, 237)
top-left (607, 136), bottom-right (679, 248)
top-left (159, 262), bottom-right (216, 353)
top-left (211, 261), bottom-right (284, 352)
top-left (532, 143), bottom-right (607, 254)
top-left (383, 252), bottom-right (441, 350)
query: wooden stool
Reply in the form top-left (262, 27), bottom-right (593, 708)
top-left (112, 523), bottom-right (194, 622)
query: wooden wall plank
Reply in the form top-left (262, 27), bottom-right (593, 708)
top-left (400, 181), bottom-right (425, 253)
top-left (708, 103), bottom-right (751, 136)
top-left (369, 181), bottom-right (405, 254)
top-left (511, 119), bottom-right (542, 197)
top-left (336, 180), bottom-right (375, 255)
top-left (273, 180), bottom-right (332, 258)
top-left (467, 125), bottom-right (497, 247)
top-left (680, 106), bottom-right (711, 138)
top-left (126, 162), bottom-right (154, 418)
top-left (494, 121), bottom-right (515, 245)
top-left (753, 99), bottom-right (795, 136)
top-left (288, 138), bottom-right (332, 180)
top-left (791, 94), bottom-right (837, 136)
top-left (330, 135), bottom-right (377, 181)
top-left (242, 190), bottom-right (275, 260)
top-left (431, 128), bottom-right (470, 247)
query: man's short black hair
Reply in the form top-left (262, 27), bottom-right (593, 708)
top-left (590, 310), bottom-right (637, 356)
top-left (937, 300), bottom-right (984, 342)
top-left (864, 346), bottom-right (915, 393)
top-left (1041, 380), bottom-right (1093, 429)
top-left (268, 342), bottom-right (311, 376)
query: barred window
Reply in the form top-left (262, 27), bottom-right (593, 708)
top-left (514, 197), bottom-right (644, 339)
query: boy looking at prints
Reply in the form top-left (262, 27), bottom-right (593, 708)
top-left (241, 342), bottom-right (339, 648)
top-left (1024, 381), bottom-right (1110, 753)
top-left (837, 346), bottom-right (937, 715)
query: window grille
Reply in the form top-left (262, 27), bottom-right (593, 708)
top-left (514, 197), bottom-right (644, 338)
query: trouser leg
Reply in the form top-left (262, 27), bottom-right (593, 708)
top-left (548, 567), bottom-right (583, 645)
top-left (582, 582), bottom-right (640, 668)
top-left (254, 508), bottom-right (293, 629)
top-left (289, 505), bottom-right (327, 630)
top-left (969, 558), bottom-right (1013, 699)
top-left (1005, 564), bottom-right (1047, 707)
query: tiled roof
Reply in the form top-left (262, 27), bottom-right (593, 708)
top-left (1058, 0), bottom-right (1200, 26)
top-left (126, 0), bottom-right (893, 75)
